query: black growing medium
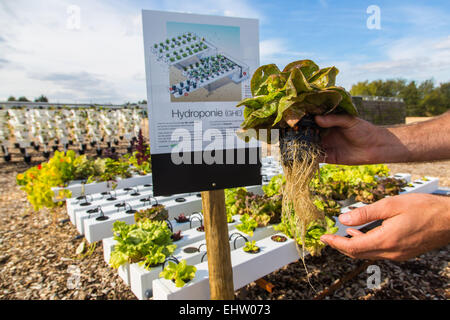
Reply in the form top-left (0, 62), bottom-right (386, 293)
top-left (93, 206), bottom-right (108, 221)
top-left (279, 114), bottom-right (321, 167)
top-left (244, 247), bottom-right (260, 254)
top-left (125, 203), bottom-right (137, 214)
top-left (183, 247), bottom-right (199, 254)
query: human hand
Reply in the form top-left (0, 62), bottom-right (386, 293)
top-left (320, 193), bottom-right (450, 261)
top-left (314, 114), bottom-right (387, 165)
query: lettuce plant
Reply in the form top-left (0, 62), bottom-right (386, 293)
top-left (262, 174), bottom-right (286, 197)
top-left (236, 60), bottom-right (357, 137)
top-left (274, 214), bottom-right (338, 256)
top-left (159, 260), bottom-right (197, 288)
top-left (109, 220), bottom-right (175, 269)
top-left (236, 214), bottom-right (258, 237)
top-left (134, 204), bottom-right (168, 223)
top-left (243, 240), bottom-right (260, 253)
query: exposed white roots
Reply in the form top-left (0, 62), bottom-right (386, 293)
top-left (281, 140), bottom-right (324, 273)
top-left (279, 140), bottom-right (325, 291)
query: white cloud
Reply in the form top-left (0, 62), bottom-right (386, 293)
top-left (356, 36), bottom-right (450, 83)
top-left (316, 36), bottom-right (450, 90)
top-left (260, 38), bottom-right (311, 69)
top-left (0, 0), bottom-right (263, 103)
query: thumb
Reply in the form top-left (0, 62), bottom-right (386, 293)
top-left (339, 197), bottom-right (399, 226)
top-left (315, 114), bottom-right (359, 129)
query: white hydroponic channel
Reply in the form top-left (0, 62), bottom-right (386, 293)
top-left (95, 164), bottom-right (441, 300)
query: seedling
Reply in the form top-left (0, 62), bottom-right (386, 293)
top-left (271, 235), bottom-right (287, 243)
top-left (243, 241), bottom-right (260, 254)
top-left (174, 213), bottom-right (189, 223)
top-left (159, 260), bottom-right (197, 288)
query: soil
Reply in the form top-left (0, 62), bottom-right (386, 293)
top-left (0, 153), bottom-right (448, 300)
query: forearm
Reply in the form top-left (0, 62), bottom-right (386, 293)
top-left (372, 111), bottom-right (450, 163)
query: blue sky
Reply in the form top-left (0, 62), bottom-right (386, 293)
top-left (0, 0), bottom-right (449, 103)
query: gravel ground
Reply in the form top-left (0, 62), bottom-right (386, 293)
top-left (0, 155), bottom-right (449, 300)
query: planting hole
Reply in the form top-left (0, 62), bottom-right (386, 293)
top-left (271, 235), bottom-right (287, 243)
top-left (183, 247), bottom-right (199, 254)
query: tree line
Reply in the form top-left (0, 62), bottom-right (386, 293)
top-left (350, 79), bottom-right (450, 117)
top-left (6, 79), bottom-right (449, 117)
top-left (7, 95), bottom-right (48, 103)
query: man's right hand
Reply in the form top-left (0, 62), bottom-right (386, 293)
top-left (314, 114), bottom-right (387, 165)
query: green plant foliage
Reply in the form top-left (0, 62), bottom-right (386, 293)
top-left (225, 187), bottom-right (249, 216)
top-left (247, 193), bottom-right (282, 227)
top-left (159, 260), bottom-right (197, 287)
top-left (310, 164), bottom-right (390, 200)
top-left (262, 174), bottom-right (286, 197)
top-left (313, 195), bottom-right (341, 217)
top-left (236, 213), bottom-right (258, 237)
top-left (243, 240), bottom-right (260, 253)
top-left (109, 220), bottom-right (175, 269)
top-left (16, 150), bottom-right (139, 211)
top-left (353, 177), bottom-right (407, 204)
top-left (134, 204), bottom-right (168, 223)
top-left (350, 79), bottom-right (450, 117)
top-left (235, 59), bottom-right (358, 140)
top-left (274, 213), bottom-right (338, 256)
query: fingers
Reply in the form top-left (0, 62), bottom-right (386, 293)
top-left (315, 114), bottom-right (359, 129)
top-left (320, 227), bottom-right (384, 259)
top-left (346, 228), bottom-right (363, 237)
top-left (339, 198), bottom-right (400, 226)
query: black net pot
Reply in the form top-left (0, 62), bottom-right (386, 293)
top-left (279, 114), bottom-right (321, 167)
top-left (3, 154), bottom-right (11, 162)
top-left (24, 155), bottom-right (32, 164)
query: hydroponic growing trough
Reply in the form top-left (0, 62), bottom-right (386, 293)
top-left (62, 159), bottom-right (282, 243)
top-left (150, 175), bottom-right (440, 300)
top-left (95, 164), bottom-right (441, 300)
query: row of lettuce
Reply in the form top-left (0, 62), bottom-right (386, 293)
top-left (16, 147), bottom-right (151, 211)
top-left (107, 164), bottom-right (409, 287)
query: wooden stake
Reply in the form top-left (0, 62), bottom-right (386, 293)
top-left (255, 278), bottom-right (275, 293)
top-left (201, 189), bottom-right (234, 300)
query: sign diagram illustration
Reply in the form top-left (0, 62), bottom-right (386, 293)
top-left (151, 31), bottom-right (249, 102)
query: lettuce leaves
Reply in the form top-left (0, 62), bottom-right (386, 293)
top-left (160, 260), bottom-right (197, 288)
top-left (236, 59), bottom-right (358, 140)
top-left (109, 220), bottom-right (175, 269)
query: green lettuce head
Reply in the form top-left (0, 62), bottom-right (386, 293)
top-left (236, 60), bottom-right (358, 141)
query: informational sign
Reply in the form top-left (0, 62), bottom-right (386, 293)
top-left (142, 10), bottom-right (261, 195)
